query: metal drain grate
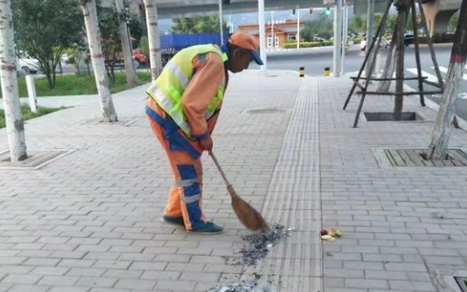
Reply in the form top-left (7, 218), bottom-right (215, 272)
top-left (365, 111), bottom-right (424, 121)
top-left (0, 149), bottom-right (73, 169)
top-left (455, 277), bottom-right (467, 292)
top-left (374, 148), bottom-right (467, 167)
top-left (77, 116), bottom-right (141, 126)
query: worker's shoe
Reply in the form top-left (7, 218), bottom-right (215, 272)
top-left (161, 215), bottom-right (185, 228)
top-left (191, 222), bottom-right (224, 234)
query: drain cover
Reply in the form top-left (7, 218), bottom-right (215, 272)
top-left (455, 277), bottom-right (467, 292)
top-left (377, 148), bottom-right (467, 167)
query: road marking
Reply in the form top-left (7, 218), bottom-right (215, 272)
top-left (405, 69), bottom-right (467, 100)
top-left (438, 66), bottom-right (467, 81)
top-left (406, 68), bottom-right (440, 83)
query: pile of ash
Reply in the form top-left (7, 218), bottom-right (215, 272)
top-left (206, 280), bottom-right (272, 292)
top-left (225, 224), bottom-right (293, 266)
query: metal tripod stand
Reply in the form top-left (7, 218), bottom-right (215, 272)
top-left (343, 0), bottom-right (444, 128)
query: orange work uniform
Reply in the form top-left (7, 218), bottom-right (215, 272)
top-left (146, 50), bottom-right (228, 231)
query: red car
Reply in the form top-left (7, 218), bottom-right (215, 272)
top-left (132, 50), bottom-right (147, 67)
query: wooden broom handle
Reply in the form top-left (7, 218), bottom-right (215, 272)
top-left (209, 151), bottom-right (232, 187)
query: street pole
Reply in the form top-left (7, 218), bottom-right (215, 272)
top-left (218, 0), bottom-right (224, 44)
top-left (297, 7), bottom-right (300, 49)
top-left (366, 0), bottom-right (375, 78)
top-left (271, 11), bottom-right (274, 50)
top-left (258, 0), bottom-right (267, 73)
top-left (333, 0), bottom-right (343, 77)
top-left (341, 1), bottom-right (348, 76)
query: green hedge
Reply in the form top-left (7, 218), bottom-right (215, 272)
top-left (283, 41), bottom-right (333, 49)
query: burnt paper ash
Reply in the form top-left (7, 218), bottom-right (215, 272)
top-left (225, 224), bottom-right (292, 266)
top-left (206, 279), bottom-right (272, 292)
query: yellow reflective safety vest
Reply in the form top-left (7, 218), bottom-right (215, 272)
top-left (146, 44), bottom-right (228, 138)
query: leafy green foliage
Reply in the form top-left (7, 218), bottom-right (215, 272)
top-left (139, 36), bottom-right (150, 59)
top-left (300, 12), bottom-right (333, 41)
top-left (97, 3), bottom-right (121, 83)
top-left (348, 13), bottom-right (416, 36)
top-left (171, 16), bottom-right (228, 34)
top-left (97, 3), bottom-right (143, 82)
top-left (448, 12), bottom-right (460, 33)
top-left (12, 0), bottom-right (83, 89)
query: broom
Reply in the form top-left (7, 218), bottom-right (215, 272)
top-left (209, 151), bottom-right (270, 233)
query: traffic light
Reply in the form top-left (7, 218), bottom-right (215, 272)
top-left (309, 7), bottom-right (313, 14)
top-left (292, 8), bottom-right (296, 15)
top-left (325, 7), bottom-right (331, 15)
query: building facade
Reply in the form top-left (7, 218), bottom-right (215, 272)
top-left (238, 20), bottom-right (304, 49)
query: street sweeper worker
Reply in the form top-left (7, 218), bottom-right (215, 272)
top-left (146, 31), bottom-right (264, 234)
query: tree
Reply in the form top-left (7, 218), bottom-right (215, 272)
top-left (79, 0), bottom-right (118, 123)
top-left (171, 16), bottom-right (228, 34)
top-left (143, 0), bottom-right (163, 80)
top-left (427, 0), bottom-right (467, 160)
top-left (0, 0), bottom-right (27, 162)
top-left (115, 0), bottom-right (138, 85)
top-left (348, 15), bottom-right (365, 34)
top-left (65, 38), bottom-right (89, 75)
top-left (12, 0), bottom-right (83, 89)
top-left (394, 0), bottom-right (410, 121)
top-left (301, 12), bottom-right (333, 41)
top-left (95, 2), bottom-right (143, 82)
top-left (448, 12), bottom-right (460, 33)
top-left (96, 4), bottom-right (121, 82)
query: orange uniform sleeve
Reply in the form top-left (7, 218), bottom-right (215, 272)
top-left (182, 52), bottom-right (225, 140)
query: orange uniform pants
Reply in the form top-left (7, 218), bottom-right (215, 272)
top-left (147, 98), bottom-right (207, 231)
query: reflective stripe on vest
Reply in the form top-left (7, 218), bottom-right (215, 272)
top-left (146, 44), bottom-right (228, 138)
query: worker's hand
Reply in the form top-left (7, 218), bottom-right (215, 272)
top-left (199, 134), bottom-right (213, 152)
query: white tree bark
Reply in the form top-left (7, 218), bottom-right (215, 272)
top-left (394, 1), bottom-right (409, 121)
top-left (79, 0), bottom-right (118, 122)
top-left (427, 0), bottom-right (467, 160)
top-left (115, 0), bottom-right (138, 85)
top-left (378, 27), bottom-right (397, 93)
top-left (0, 0), bottom-right (27, 162)
top-left (143, 0), bottom-right (163, 80)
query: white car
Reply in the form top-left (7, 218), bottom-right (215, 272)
top-left (17, 54), bottom-right (40, 74)
top-left (360, 37), bottom-right (389, 51)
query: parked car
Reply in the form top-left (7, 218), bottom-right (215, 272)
top-left (387, 34), bottom-right (414, 47)
top-left (312, 36), bottom-right (326, 42)
top-left (105, 50), bottom-right (148, 69)
top-left (17, 53), bottom-right (40, 74)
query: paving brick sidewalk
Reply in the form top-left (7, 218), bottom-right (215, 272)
top-left (0, 71), bottom-right (467, 292)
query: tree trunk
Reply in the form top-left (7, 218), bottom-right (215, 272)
top-left (377, 28), bottom-right (397, 93)
top-left (115, 0), bottom-right (138, 85)
top-left (46, 68), bottom-right (54, 89)
top-left (427, 0), bottom-right (467, 160)
top-left (394, 1), bottom-right (409, 121)
top-left (0, 0), bottom-right (27, 162)
top-left (79, 0), bottom-right (118, 122)
top-left (143, 0), bottom-right (163, 80)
